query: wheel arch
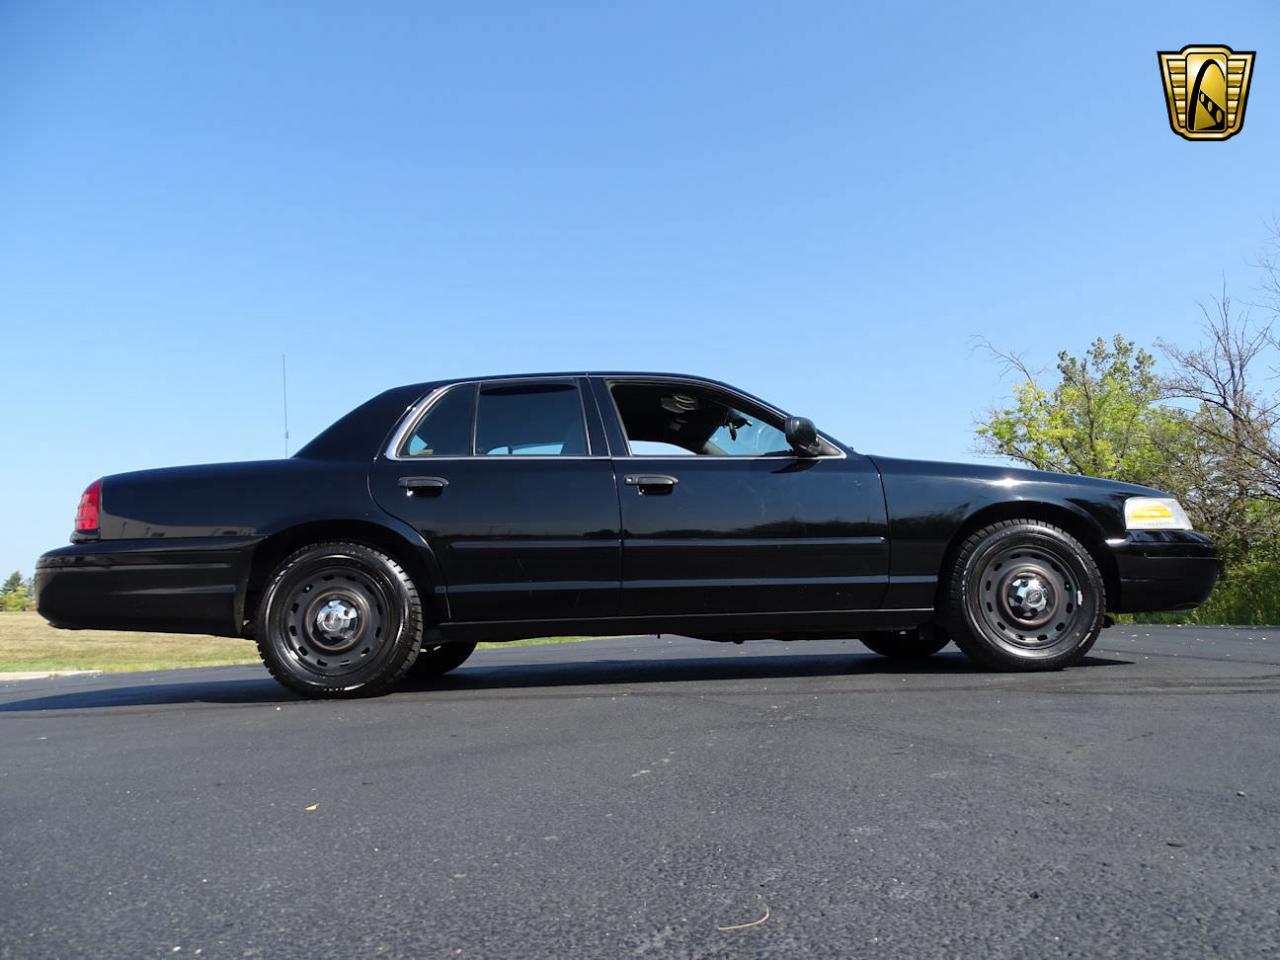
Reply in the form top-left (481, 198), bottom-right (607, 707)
top-left (243, 518), bottom-right (446, 633)
top-left (934, 500), bottom-right (1119, 614)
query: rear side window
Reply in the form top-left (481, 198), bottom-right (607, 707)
top-left (402, 385), bottom-right (475, 457)
top-left (475, 382), bottom-right (588, 456)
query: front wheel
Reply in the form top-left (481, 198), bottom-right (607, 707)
top-left (946, 519), bottom-right (1104, 671)
top-left (255, 542), bottom-right (424, 698)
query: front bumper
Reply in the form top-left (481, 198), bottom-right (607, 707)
top-left (35, 537), bottom-right (258, 637)
top-left (1107, 531), bottom-right (1219, 613)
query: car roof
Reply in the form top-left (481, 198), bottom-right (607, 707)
top-left (420, 371), bottom-right (738, 388)
top-left (390, 371), bottom-right (772, 403)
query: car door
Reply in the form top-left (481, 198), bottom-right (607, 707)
top-left (370, 377), bottom-right (621, 623)
top-left (594, 376), bottom-right (889, 617)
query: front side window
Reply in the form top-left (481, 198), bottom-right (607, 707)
top-left (475, 382), bottom-right (588, 456)
top-left (610, 382), bottom-right (792, 456)
top-left (402, 384), bottom-right (475, 457)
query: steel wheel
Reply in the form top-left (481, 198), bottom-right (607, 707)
top-left (257, 542), bottom-right (423, 698)
top-left (948, 520), bottom-right (1104, 671)
top-left (277, 564), bottom-right (393, 678)
top-left (974, 544), bottom-right (1080, 651)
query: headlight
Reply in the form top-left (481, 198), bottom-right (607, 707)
top-left (1124, 497), bottom-right (1192, 531)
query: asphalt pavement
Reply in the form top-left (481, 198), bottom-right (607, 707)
top-left (2, 627), bottom-right (1278, 959)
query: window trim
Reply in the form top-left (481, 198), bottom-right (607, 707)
top-left (602, 376), bottom-right (847, 460)
top-left (384, 378), bottom-right (602, 461)
top-left (384, 375), bottom-right (849, 462)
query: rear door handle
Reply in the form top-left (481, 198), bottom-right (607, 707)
top-left (624, 474), bottom-right (678, 494)
top-left (399, 476), bottom-right (449, 496)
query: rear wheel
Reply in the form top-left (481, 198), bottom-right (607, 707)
top-left (946, 519), bottom-right (1104, 671)
top-left (255, 541), bottom-right (424, 698)
top-left (408, 640), bottom-right (477, 678)
top-left (860, 625), bottom-right (950, 660)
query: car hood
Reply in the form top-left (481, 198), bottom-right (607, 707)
top-left (865, 455), bottom-right (1170, 499)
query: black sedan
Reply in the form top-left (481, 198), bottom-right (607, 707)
top-left (36, 372), bottom-right (1218, 697)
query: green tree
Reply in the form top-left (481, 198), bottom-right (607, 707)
top-left (976, 335), bottom-right (1179, 488)
top-left (1, 570), bottom-right (33, 612)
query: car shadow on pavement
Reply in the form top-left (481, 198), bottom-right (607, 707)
top-left (404, 650), bottom-right (1131, 694)
top-left (0, 649), bottom-right (1132, 712)
top-left (0, 675), bottom-right (295, 712)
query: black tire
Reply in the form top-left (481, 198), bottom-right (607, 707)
top-left (408, 640), bottom-right (477, 678)
top-left (946, 519), bottom-right (1104, 671)
top-left (860, 625), bottom-right (950, 660)
top-left (255, 541), bottom-right (424, 698)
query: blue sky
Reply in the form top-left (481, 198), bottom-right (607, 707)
top-left (1, 1), bottom-right (1276, 576)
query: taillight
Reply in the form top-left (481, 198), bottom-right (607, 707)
top-left (75, 479), bottom-right (102, 533)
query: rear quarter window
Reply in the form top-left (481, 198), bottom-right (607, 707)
top-left (402, 385), bottom-right (476, 457)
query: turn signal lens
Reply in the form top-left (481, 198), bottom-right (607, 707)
top-left (75, 479), bottom-right (102, 532)
top-left (1124, 496), bottom-right (1192, 531)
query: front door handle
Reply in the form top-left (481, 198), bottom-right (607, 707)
top-left (624, 474), bottom-right (678, 494)
top-left (399, 476), bottom-right (449, 496)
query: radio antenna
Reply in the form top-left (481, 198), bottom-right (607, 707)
top-left (281, 354), bottom-right (290, 457)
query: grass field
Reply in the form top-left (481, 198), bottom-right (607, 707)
top-left (0, 611), bottom-right (591, 674)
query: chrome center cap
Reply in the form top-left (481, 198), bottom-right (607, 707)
top-left (1006, 574), bottom-right (1053, 622)
top-left (315, 598), bottom-right (360, 641)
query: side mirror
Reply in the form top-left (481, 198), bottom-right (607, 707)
top-left (784, 416), bottom-right (823, 457)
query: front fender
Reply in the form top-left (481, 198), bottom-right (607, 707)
top-left (872, 457), bottom-right (1138, 609)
